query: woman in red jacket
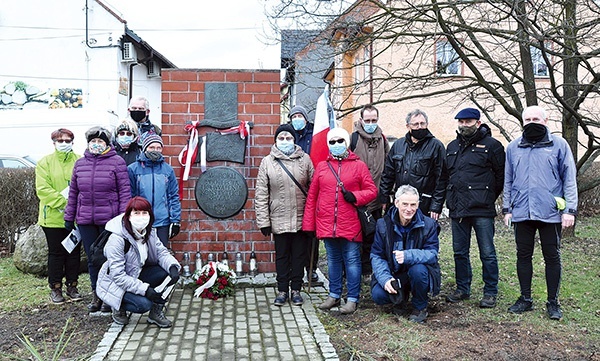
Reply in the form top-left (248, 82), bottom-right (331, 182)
top-left (302, 127), bottom-right (377, 314)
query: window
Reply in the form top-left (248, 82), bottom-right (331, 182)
top-left (436, 40), bottom-right (461, 75)
top-left (531, 45), bottom-right (548, 77)
top-left (354, 45), bottom-right (371, 85)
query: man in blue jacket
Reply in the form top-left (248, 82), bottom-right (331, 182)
top-left (370, 185), bottom-right (441, 323)
top-left (128, 134), bottom-right (181, 246)
top-left (503, 105), bottom-right (577, 320)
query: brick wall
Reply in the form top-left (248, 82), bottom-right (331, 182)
top-left (161, 69), bottom-right (280, 273)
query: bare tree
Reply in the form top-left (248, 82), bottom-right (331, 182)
top-left (268, 0), bottom-right (600, 191)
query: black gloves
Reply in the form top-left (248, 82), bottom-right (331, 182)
top-left (145, 287), bottom-right (166, 304)
top-left (64, 220), bottom-right (75, 232)
top-left (168, 265), bottom-right (180, 286)
top-left (169, 223), bottom-right (181, 239)
top-left (342, 190), bottom-right (357, 203)
top-left (260, 227), bottom-right (272, 237)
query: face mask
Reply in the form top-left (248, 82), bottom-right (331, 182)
top-left (410, 128), bottom-right (429, 140)
top-left (458, 124), bottom-right (478, 138)
top-left (363, 122), bottom-right (378, 134)
top-left (329, 143), bottom-right (347, 157)
top-left (291, 118), bottom-right (306, 131)
top-left (130, 215), bottom-right (150, 230)
top-left (89, 143), bottom-right (107, 154)
top-left (276, 140), bottom-right (295, 155)
top-left (117, 135), bottom-right (134, 147)
top-left (130, 110), bottom-right (146, 122)
top-left (145, 151), bottom-right (162, 162)
top-left (523, 123), bottom-right (547, 143)
top-left (55, 142), bottom-right (73, 153)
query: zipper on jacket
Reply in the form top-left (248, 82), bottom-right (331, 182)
top-left (332, 160), bottom-right (343, 237)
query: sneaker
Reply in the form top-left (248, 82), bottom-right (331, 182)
top-left (446, 289), bottom-right (470, 303)
top-left (273, 292), bottom-right (288, 307)
top-left (409, 308), bottom-right (428, 323)
top-left (508, 296), bottom-right (534, 314)
top-left (291, 290), bottom-right (303, 306)
top-left (112, 309), bottom-right (129, 325)
top-left (50, 288), bottom-right (65, 304)
top-left (147, 303), bottom-right (172, 328)
top-left (479, 295), bottom-right (497, 308)
top-left (65, 284), bottom-right (83, 302)
top-left (546, 300), bottom-right (562, 320)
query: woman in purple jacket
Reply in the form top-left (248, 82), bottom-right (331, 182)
top-left (64, 126), bottom-right (131, 313)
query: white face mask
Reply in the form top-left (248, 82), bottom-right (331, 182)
top-left (130, 215), bottom-right (150, 230)
top-left (55, 142), bottom-right (73, 153)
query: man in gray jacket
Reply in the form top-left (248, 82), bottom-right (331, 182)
top-left (503, 105), bottom-right (577, 320)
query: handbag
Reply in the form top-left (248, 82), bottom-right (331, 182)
top-left (326, 162), bottom-right (376, 237)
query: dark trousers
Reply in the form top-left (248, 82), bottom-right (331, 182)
top-left (156, 225), bottom-right (169, 247)
top-left (305, 236), bottom-right (319, 273)
top-left (514, 221), bottom-right (562, 301)
top-left (121, 265), bottom-right (169, 313)
top-left (79, 224), bottom-right (105, 290)
top-left (361, 207), bottom-right (383, 275)
top-left (274, 232), bottom-right (307, 292)
top-left (42, 227), bottom-right (81, 288)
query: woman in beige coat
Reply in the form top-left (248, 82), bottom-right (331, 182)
top-left (255, 124), bottom-right (314, 307)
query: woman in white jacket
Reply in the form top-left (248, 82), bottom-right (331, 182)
top-left (96, 196), bottom-right (180, 327)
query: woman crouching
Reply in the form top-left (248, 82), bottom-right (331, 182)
top-left (96, 196), bottom-right (180, 327)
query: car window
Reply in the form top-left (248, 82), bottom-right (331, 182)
top-left (0, 159), bottom-right (28, 168)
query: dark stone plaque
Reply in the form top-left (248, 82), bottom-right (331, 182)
top-left (195, 167), bottom-right (248, 219)
top-left (205, 132), bottom-right (246, 164)
top-left (205, 83), bottom-right (238, 122)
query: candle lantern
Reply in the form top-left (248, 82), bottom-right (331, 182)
top-left (195, 252), bottom-right (202, 272)
top-left (222, 251), bottom-right (229, 267)
top-left (235, 252), bottom-right (243, 274)
top-left (249, 251), bottom-right (258, 276)
top-left (182, 252), bottom-right (192, 277)
top-left (207, 253), bottom-right (215, 263)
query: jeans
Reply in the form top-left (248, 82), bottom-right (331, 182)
top-left (78, 224), bottom-right (105, 290)
top-left (451, 217), bottom-right (498, 296)
top-left (370, 264), bottom-right (430, 311)
top-left (121, 265), bottom-right (169, 313)
top-left (514, 221), bottom-right (562, 301)
top-left (42, 227), bottom-right (81, 288)
top-left (274, 232), bottom-right (308, 292)
top-left (324, 238), bottom-right (361, 303)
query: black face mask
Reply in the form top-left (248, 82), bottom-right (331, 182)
top-left (145, 151), bottom-right (162, 162)
top-left (411, 128), bottom-right (429, 140)
top-left (523, 123), bottom-right (547, 143)
top-left (130, 110), bottom-right (147, 122)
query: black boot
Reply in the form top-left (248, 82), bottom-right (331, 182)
top-left (147, 303), bottom-right (172, 328)
top-left (50, 283), bottom-right (65, 304)
top-left (88, 291), bottom-right (102, 312)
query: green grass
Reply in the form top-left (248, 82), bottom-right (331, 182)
top-left (0, 257), bottom-right (91, 312)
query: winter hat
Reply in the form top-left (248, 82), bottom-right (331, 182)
top-left (288, 105), bottom-right (310, 122)
top-left (274, 123), bottom-right (297, 142)
top-left (142, 134), bottom-right (163, 151)
top-left (327, 127), bottom-right (350, 147)
top-left (115, 119), bottom-right (139, 137)
top-left (85, 126), bottom-right (111, 145)
top-left (455, 108), bottom-right (481, 120)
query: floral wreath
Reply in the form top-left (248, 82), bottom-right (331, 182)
top-left (192, 261), bottom-right (236, 300)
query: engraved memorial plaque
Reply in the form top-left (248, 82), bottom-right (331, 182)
top-left (205, 132), bottom-right (246, 164)
top-left (195, 167), bottom-right (248, 219)
top-left (205, 83), bottom-right (238, 122)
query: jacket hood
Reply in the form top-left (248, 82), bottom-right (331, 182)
top-left (105, 214), bottom-right (128, 238)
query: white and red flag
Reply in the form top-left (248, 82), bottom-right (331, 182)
top-left (310, 85), bottom-right (336, 166)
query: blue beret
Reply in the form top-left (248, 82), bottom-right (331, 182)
top-left (455, 108), bottom-right (481, 120)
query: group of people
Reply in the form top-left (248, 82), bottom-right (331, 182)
top-left (35, 96), bottom-right (182, 328)
top-left (257, 103), bottom-right (577, 324)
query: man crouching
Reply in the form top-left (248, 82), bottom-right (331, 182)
top-left (370, 185), bottom-right (441, 323)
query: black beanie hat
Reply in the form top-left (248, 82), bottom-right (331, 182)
top-left (274, 124), bottom-right (297, 142)
top-left (85, 126), bottom-right (111, 145)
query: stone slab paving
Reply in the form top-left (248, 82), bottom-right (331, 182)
top-left (92, 272), bottom-right (338, 361)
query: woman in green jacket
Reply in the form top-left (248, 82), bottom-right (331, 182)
top-left (35, 128), bottom-right (81, 304)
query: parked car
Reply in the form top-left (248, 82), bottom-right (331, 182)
top-left (0, 155), bottom-right (37, 168)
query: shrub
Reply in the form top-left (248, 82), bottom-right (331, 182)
top-left (0, 168), bottom-right (38, 253)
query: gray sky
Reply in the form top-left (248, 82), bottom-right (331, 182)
top-left (107, 0), bottom-right (281, 70)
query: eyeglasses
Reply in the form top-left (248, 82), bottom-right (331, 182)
top-left (55, 139), bottom-right (72, 144)
top-left (328, 138), bottom-right (345, 145)
top-left (408, 122), bottom-right (428, 129)
top-left (118, 131), bottom-right (134, 136)
top-left (277, 136), bottom-right (294, 142)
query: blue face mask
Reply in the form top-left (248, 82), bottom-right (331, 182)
top-left (291, 118), bottom-right (306, 131)
top-left (363, 123), bottom-right (378, 134)
top-left (329, 143), bottom-right (347, 157)
top-left (276, 140), bottom-right (295, 155)
top-left (117, 135), bottom-right (134, 147)
top-left (89, 143), bottom-right (107, 154)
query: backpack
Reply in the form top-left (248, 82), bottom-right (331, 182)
top-left (88, 230), bottom-right (130, 268)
